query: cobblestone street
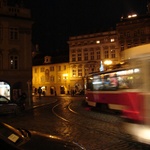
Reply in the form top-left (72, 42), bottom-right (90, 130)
top-left (0, 96), bottom-right (150, 150)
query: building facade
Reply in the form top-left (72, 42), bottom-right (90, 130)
top-left (32, 56), bottom-right (70, 96)
top-left (68, 30), bottom-right (120, 92)
top-left (0, 0), bottom-right (33, 103)
top-left (116, 7), bottom-right (150, 61)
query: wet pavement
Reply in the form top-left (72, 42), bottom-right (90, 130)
top-left (2, 95), bottom-right (150, 149)
top-left (25, 96), bottom-right (57, 110)
top-left (25, 95), bottom-right (81, 110)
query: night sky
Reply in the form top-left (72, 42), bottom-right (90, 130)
top-left (24, 0), bottom-right (148, 56)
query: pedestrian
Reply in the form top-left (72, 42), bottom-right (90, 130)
top-left (38, 87), bottom-right (42, 99)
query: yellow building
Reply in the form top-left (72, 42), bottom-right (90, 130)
top-left (32, 56), bottom-right (70, 96)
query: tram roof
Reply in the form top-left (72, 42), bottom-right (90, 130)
top-left (124, 44), bottom-right (150, 60)
top-left (87, 67), bottom-right (134, 77)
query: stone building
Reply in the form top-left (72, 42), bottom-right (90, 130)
top-left (0, 0), bottom-right (33, 104)
top-left (68, 30), bottom-right (120, 91)
top-left (32, 55), bottom-right (70, 96)
top-left (116, 4), bottom-right (150, 61)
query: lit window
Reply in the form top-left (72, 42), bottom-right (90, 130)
top-left (10, 55), bottom-right (19, 69)
top-left (58, 76), bottom-right (61, 82)
top-left (78, 69), bottom-right (82, 77)
top-left (121, 45), bottom-right (124, 51)
top-left (96, 40), bottom-right (100, 44)
top-left (72, 69), bottom-right (76, 77)
top-left (110, 38), bottom-right (115, 42)
top-left (128, 14), bottom-right (137, 18)
top-left (111, 49), bottom-right (116, 58)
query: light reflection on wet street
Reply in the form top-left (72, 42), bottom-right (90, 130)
top-left (0, 96), bottom-right (150, 150)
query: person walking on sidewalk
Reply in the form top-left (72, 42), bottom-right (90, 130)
top-left (38, 87), bottom-right (42, 99)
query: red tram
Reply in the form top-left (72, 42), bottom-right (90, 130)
top-left (85, 44), bottom-right (150, 144)
top-left (85, 67), bottom-right (143, 121)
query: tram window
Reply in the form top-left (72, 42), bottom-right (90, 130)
top-left (92, 74), bottom-right (119, 91)
top-left (86, 68), bottom-right (141, 91)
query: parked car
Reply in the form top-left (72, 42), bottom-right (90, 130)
top-left (0, 122), bottom-right (85, 150)
top-left (0, 95), bottom-right (19, 115)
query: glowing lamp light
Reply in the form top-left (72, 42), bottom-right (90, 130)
top-left (128, 14), bottom-right (137, 18)
top-left (110, 38), bottom-right (115, 42)
top-left (104, 60), bottom-right (112, 65)
top-left (96, 40), bottom-right (100, 44)
top-left (63, 74), bottom-right (68, 80)
top-left (63, 74), bottom-right (68, 77)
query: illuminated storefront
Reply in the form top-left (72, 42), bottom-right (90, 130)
top-left (0, 82), bottom-right (10, 99)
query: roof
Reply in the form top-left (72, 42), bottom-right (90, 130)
top-left (32, 54), bottom-right (69, 66)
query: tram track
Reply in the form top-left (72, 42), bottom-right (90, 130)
top-left (51, 99), bottom-right (148, 150)
top-left (52, 103), bottom-right (129, 138)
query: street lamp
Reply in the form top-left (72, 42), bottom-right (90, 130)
top-left (27, 80), bottom-right (31, 106)
top-left (104, 60), bottom-right (112, 71)
top-left (63, 74), bottom-right (68, 85)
